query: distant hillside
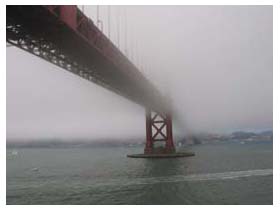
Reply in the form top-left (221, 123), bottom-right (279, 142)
top-left (177, 130), bottom-right (272, 146)
top-left (6, 139), bottom-right (145, 148)
top-left (259, 130), bottom-right (273, 136)
top-left (231, 131), bottom-right (257, 139)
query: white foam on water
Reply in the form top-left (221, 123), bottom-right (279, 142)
top-left (94, 169), bottom-right (273, 187)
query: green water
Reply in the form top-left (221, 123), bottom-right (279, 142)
top-left (6, 141), bottom-right (272, 204)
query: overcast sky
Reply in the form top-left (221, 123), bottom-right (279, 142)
top-left (7, 5), bottom-right (272, 141)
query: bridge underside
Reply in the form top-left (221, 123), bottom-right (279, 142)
top-left (6, 6), bottom-right (166, 110)
top-left (6, 5), bottom-right (190, 157)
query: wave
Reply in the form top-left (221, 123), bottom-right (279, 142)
top-left (94, 169), bottom-right (273, 187)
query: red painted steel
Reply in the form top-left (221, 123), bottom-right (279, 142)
top-left (166, 113), bottom-right (175, 153)
top-left (145, 109), bottom-right (153, 154)
top-left (7, 5), bottom-right (176, 153)
top-left (60, 6), bottom-right (77, 29)
top-left (145, 110), bottom-right (175, 154)
top-left (44, 5), bottom-right (149, 93)
top-left (44, 5), bottom-right (165, 111)
top-left (7, 5), bottom-right (166, 110)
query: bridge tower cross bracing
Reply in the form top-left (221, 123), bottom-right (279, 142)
top-left (6, 5), bottom-right (178, 156)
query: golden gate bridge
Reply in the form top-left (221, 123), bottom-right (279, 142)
top-left (6, 5), bottom-right (194, 158)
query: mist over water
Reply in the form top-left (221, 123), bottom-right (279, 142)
top-left (6, 5), bottom-right (272, 141)
top-left (6, 5), bottom-right (273, 205)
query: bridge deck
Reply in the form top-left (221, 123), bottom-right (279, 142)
top-left (6, 5), bottom-right (167, 111)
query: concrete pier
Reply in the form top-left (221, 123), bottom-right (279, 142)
top-left (127, 152), bottom-right (195, 158)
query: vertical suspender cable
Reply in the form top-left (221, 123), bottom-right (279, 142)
top-left (97, 5), bottom-right (99, 27)
top-left (124, 7), bottom-right (127, 56)
top-left (108, 5), bottom-right (111, 39)
top-left (117, 6), bottom-right (120, 49)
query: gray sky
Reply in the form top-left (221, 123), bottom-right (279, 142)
top-left (7, 5), bottom-right (272, 141)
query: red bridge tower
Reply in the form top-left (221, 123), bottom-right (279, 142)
top-left (145, 110), bottom-right (175, 154)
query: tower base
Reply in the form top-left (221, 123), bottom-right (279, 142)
top-left (127, 152), bottom-right (195, 158)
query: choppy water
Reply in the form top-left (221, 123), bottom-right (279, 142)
top-left (6, 141), bottom-right (272, 204)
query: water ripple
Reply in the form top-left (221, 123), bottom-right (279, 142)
top-left (94, 169), bottom-right (273, 187)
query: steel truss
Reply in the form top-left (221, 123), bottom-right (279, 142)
top-left (7, 6), bottom-right (176, 154)
top-left (6, 20), bottom-right (128, 99)
top-left (145, 109), bottom-right (175, 154)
